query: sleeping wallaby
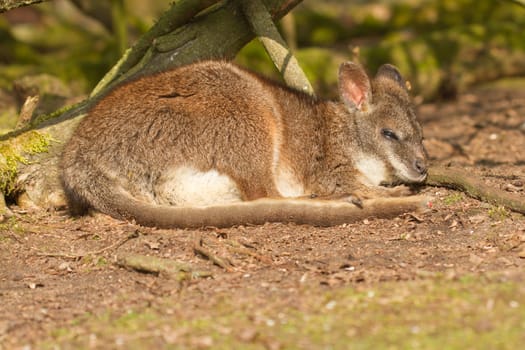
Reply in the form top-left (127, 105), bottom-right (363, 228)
top-left (61, 60), bottom-right (428, 228)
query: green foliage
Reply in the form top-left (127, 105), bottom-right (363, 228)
top-left (294, 8), bottom-right (347, 47)
top-left (0, 1), bottom-right (166, 93)
top-left (264, 0), bottom-right (525, 99)
top-left (0, 14), bottom-right (108, 93)
top-left (296, 47), bottom-right (346, 98)
top-left (236, 40), bottom-right (280, 79)
top-left (0, 1), bottom-right (168, 131)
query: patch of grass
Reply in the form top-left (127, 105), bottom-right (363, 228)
top-left (488, 205), bottom-right (511, 221)
top-left (443, 192), bottom-right (464, 205)
top-left (38, 274), bottom-right (525, 349)
top-left (0, 216), bottom-right (24, 238)
top-left (96, 257), bottom-right (108, 267)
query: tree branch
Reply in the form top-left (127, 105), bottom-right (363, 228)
top-left (242, 0), bottom-right (314, 95)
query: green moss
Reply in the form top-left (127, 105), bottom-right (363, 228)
top-left (443, 192), bottom-right (464, 205)
top-left (31, 100), bottom-right (84, 127)
top-left (0, 130), bottom-right (52, 195)
top-left (48, 327), bottom-right (74, 341)
top-left (96, 257), bottom-right (109, 267)
top-left (488, 205), bottom-right (511, 221)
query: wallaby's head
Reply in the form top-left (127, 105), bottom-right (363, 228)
top-left (338, 62), bottom-right (427, 186)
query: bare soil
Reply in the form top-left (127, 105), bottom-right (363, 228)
top-left (1, 86), bottom-right (525, 349)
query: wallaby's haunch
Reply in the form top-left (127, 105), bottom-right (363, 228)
top-left (61, 61), bottom-right (428, 228)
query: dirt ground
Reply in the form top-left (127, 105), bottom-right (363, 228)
top-left (1, 85), bottom-right (525, 349)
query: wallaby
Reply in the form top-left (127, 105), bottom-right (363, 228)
top-left (61, 60), bottom-right (428, 228)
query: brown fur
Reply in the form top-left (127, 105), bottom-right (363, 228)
top-left (61, 60), bottom-right (427, 228)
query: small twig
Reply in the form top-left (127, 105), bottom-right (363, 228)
top-left (224, 239), bottom-right (273, 264)
top-left (6, 232), bottom-right (24, 245)
top-left (92, 230), bottom-right (140, 254)
top-left (35, 251), bottom-right (82, 260)
top-left (192, 233), bottom-right (234, 272)
top-left (35, 230), bottom-right (139, 260)
top-left (427, 165), bottom-right (525, 214)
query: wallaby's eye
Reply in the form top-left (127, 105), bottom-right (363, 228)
top-left (381, 128), bottom-right (399, 141)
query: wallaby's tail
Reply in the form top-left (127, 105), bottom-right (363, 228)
top-left (109, 190), bottom-right (431, 228)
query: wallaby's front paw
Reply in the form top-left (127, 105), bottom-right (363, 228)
top-left (384, 185), bottom-right (414, 197)
top-left (344, 194), bottom-right (363, 208)
top-left (310, 192), bottom-right (364, 207)
top-left (346, 185), bottom-right (414, 200)
top-left (333, 192), bottom-right (365, 208)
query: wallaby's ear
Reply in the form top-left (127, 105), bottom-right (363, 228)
top-left (375, 64), bottom-right (406, 89)
top-left (338, 62), bottom-right (371, 112)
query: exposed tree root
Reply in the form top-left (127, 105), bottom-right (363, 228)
top-left (426, 165), bottom-right (525, 214)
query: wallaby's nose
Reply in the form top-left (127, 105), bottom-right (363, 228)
top-left (414, 157), bottom-right (427, 175)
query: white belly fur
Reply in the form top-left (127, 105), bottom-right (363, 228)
top-left (155, 166), bottom-right (242, 206)
top-left (274, 165), bottom-right (304, 198)
top-left (155, 162), bottom-right (305, 206)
